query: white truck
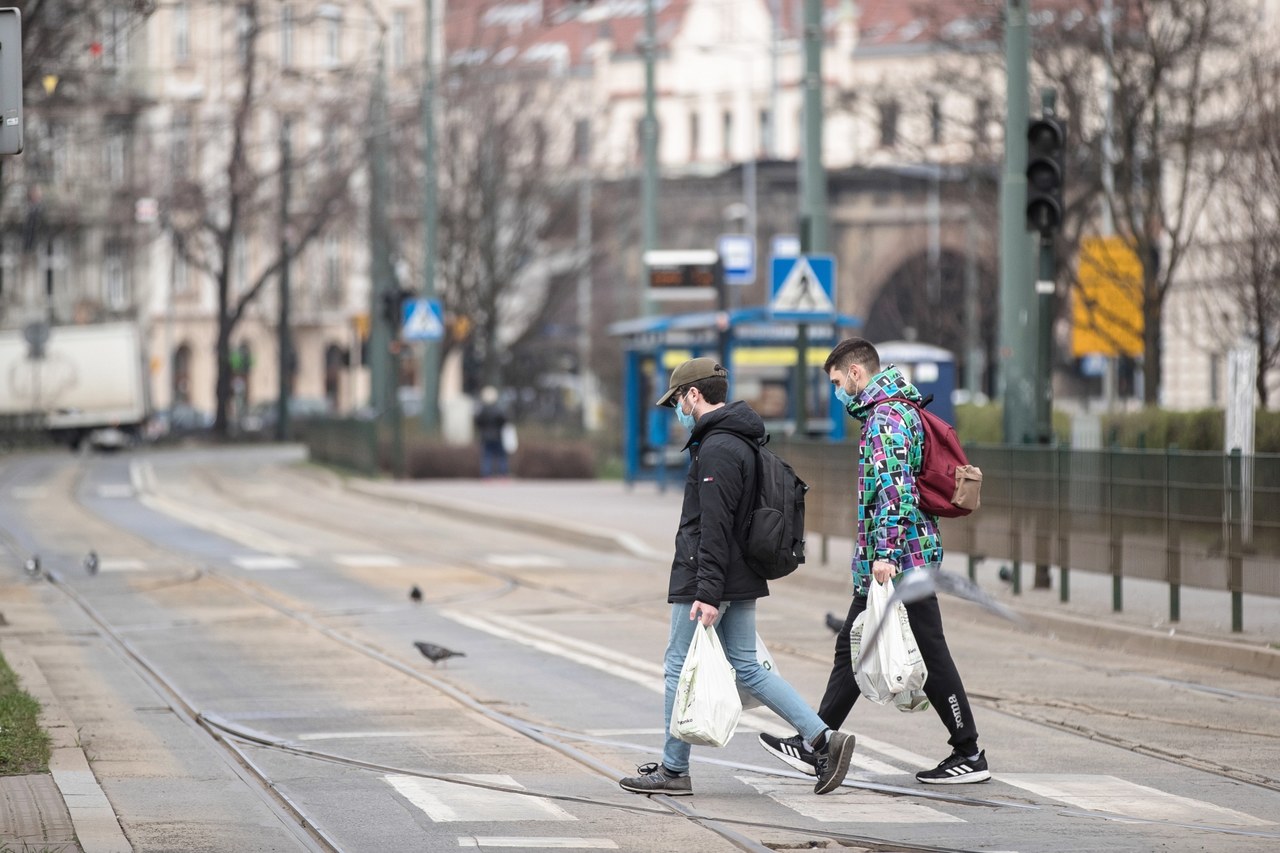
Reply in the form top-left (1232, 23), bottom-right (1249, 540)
top-left (0, 321), bottom-right (150, 449)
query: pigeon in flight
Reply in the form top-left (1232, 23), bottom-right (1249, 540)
top-left (414, 641), bottom-right (464, 666)
top-left (409, 585), bottom-right (423, 604)
top-left (84, 551), bottom-right (99, 575)
top-left (825, 612), bottom-right (844, 634)
top-left (23, 555), bottom-right (40, 577)
top-left (857, 570), bottom-right (1027, 660)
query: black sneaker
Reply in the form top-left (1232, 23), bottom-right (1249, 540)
top-left (758, 732), bottom-right (817, 777)
top-left (812, 731), bottom-right (855, 795)
top-left (916, 750), bottom-right (991, 784)
top-left (619, 762), bottom-right (693, 796)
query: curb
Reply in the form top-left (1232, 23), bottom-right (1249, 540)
top-left (1, 637), bottom-right (133, 853)
top-left (333, 477), bottom-right (1280, 680)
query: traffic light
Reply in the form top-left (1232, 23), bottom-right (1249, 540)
top-left (379, 287), bottom-right (413, 328)
top-left (1025, 116), bottom-right (1065, 235)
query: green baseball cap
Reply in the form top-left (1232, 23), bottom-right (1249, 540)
top-left (655, 357), bottom-right (727, 407)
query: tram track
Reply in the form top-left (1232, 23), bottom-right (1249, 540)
top-left (6, 451), bottom-right (1279, 850)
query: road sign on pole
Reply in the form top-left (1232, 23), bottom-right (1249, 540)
top-left (402, 298), bottom-right (445, 341)
top-left (770, 255), bottom-right (835, 320)
top-left (717, 234), bottom-right (755, 285)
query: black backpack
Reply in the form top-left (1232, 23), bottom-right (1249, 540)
top-left (711, 432), bottom-right (809, 580)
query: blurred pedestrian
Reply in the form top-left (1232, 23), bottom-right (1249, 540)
top-left (619, 357), bottom-right (854, 797)
top-left (473, 386), bottom-right (509, 478)
top-left (758, 338), bottom-right (990, 784)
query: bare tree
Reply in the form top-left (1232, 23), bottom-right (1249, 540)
top-left (163, 1), bottom-right (362, 435)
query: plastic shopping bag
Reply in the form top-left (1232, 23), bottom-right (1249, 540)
top-left (670, 624), bottom-right (742, 747)
top-left (850, 579), bottom-right (928, 705)
top-left (737, 632), bottom-right (779, 710)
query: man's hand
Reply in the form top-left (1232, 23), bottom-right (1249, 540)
top-left (872, 560), bottom-right (899, 585)
top-left (690, 600), bottom-right (719, 626)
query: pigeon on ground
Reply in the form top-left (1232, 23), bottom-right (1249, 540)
top-left (825, 612), bottom-right (844, 634)
top-left (409, 585), bottom-right (423, 604)
top-left (857, 570), bottom-right (1027, 660)
top-left (997, 565), bottom-right (1013, 583)
top-left (23, 555), bottom-right (40, 577)
top-left (414, 641), bottom-right (465, 666)
top-left (84, 551), bottom-right (99, 575)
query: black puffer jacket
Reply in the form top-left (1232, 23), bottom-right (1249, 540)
top-left (668, 400), bottom-right (769, 607)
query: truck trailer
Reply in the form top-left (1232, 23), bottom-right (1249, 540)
top-left (0, 322), bottom-right (150, 449)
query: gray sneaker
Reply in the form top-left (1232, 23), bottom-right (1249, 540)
top-left (619, 762), bottom-right (693, 796)
top-left (813, 731), bottom-right (855, 795)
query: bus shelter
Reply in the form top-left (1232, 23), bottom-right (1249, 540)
top-left (609, 307), bottom-right (861, 485)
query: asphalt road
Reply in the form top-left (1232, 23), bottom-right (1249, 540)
top-left (1, 445), bottom-right (1278, 853)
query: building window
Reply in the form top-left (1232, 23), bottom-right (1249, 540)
top-left (973, 97), bottom-right (990, 146)
top-left (104, 240), bottom-right (128, 310)
top-left (105, 125), bottom-right (127, 185)
top-left (392, 9), bottom-right (408, 69)
top-left (174, 1), bottom-right (190, 64)
top-left (758, 108), bottom-right (770, 157)
top-left (721, 110), bottom-right (733, 161)
top-left (688, 112), bottom-right (699, 161)
top-left (170, 114), bottom-right (190, 181)
top-left (236, 4), bottom-right (253, 67)
top-left (104, 5), bottom-right (130, 68)
top-left (929, 96), bottom-right (943, 145)
top-left (232, 232), bottom-right (247, 295)
top-left (173, 236), bottom-right (191, 296)
top-left (281, 4), bottom-right (294, 69)
top-left (323, 235), bottom-right (342, 304)
top-left (878, 100), bottom-right (899, 148)
top-left (322, 7), bottom-right (342, 66)
top-left (573, 118), bottom-right (589, 165)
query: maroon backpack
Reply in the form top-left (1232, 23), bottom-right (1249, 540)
top-left (878, 396), bottom-right (982, 518)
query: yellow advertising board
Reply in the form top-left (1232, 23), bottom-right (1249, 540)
top-left (1073, 235), bottom-right (1144, 357)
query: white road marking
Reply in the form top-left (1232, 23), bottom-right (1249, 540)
top-left (736, 775), bottom-right (964, 823)
top-left (333, 554), bottom-right (403, 568)
top-left (96, 484), bottom-right (134, 498)
top-left (10, 486), bottom-right (46, 499)
top-left (99, 558), bottom-right (147, 572)
top-left (232, 555), bottom-right (300, 571)
top-left (1000, 774), bottom-right (1273, 826)
top-left (485, 554), bottom-right (566, 569)
top-left (457, 839), bottom-right (617, 849)
top-left (297, 730), bottom-right (436, 741)
top-left (851, 735), bottom-right (935, 770)
top-left (385, 774), bottom-right (576, 822)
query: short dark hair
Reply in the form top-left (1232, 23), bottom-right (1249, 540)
top-left (823, 337), bottom-right (880, 374)
top-left (677, 375), bottom-right (728, 405)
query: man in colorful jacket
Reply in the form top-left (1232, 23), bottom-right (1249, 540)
top-left (758, 337), bottom-right (990, 784)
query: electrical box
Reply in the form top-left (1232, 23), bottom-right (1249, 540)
top-left (0, 8), bottom-right (23, 156)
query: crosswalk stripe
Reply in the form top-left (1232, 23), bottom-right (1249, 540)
top-left (736, 775), bottom-right (964, 823)
top-left (485, 554), bottom-right (565, 568)
top-left (385, 774), bottom-right (576, 822)
top-left (1000, 774), bottom-right (1273, 826)
top-left (232, 555), bottom-right (300, 571)
top-left (99, 558), bottom-right (147, 572)
top-left (456, 840), bottom-right (618, 849)
top-left (333, 554), bottom-right (403, 568)
top-left (96, 484), bottom-right (134, 499)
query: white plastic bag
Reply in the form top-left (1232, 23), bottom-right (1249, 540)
top-left (500, 422), bottom-right (518, 454)
top-left (737, 632), bottom-right (779, 710)
top-left (850, 579), bottom-right (928, 705)
top-left (670, 624), bottom-right (742, 747)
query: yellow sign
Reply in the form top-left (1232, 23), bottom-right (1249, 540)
top-left (1073, 235), bottom-right (1144, 357)
top-left (353, 312), bottom-right (370, 340)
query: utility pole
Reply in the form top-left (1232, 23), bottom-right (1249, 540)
top-left (419, 0), bottom-right (441, 432)
top-left (368, 44), bottom-right (393, 415)
top-left (276, 117), bottom-right (292, 442)
top-left (998, 0), bottom-right (1036, 446)
top-left (577, 119), bottom-right (598, 432)
top-left (641, 0), bottom-right (658, 317)
top-left (796, 0), bottom-right (826, 436)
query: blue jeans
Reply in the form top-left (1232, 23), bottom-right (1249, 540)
top-left (662, 600), bottom-right (828, 774)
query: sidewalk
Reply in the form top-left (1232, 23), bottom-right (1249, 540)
top-left (350, 476), bottom-right (1280, 679)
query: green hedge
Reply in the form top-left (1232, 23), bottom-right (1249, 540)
top-left (956, 404), bottom-right (1280, 452)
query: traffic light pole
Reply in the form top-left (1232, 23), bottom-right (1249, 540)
top-left (420, 0), bottom-right (441, 433)
top-left (1034, 89), bottom-right (1058, 446)
top-left (999, 0), bottom-right (1037, 446)
top-left (796, 0), bottom-right (825, 437)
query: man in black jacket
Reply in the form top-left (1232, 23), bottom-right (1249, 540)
top-left (619, 357), bottom-right (855, 797)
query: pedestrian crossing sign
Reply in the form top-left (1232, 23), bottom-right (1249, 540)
top-left (402, 298), bottom-right (445, 341)
top-left (770, 255), bottom-right (835, 319)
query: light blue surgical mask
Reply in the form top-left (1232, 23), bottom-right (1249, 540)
top-left (675, 396), bottom-right (697, 431)
top-left (833, 385), bottom-right (854, 411)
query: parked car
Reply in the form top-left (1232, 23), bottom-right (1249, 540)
top-left (239, 398), bottom-right (331, 436)
top-left (146, 404), bottom-right (214, 442)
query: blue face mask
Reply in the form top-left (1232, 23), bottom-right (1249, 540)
top-left (675, 397), bottom-right (697, 431)
top-left (834, 384), bottom-right (854, 411)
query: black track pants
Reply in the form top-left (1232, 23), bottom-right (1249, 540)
top-left (817, 592), bottom-right (980, 756)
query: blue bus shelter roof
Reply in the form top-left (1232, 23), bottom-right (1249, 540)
top-left (607, 306), bottom-right (862, 338)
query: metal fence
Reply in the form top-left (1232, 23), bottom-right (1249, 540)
top-left (776, 439), bottom-right (1280, 631)
top-left (305, 418), bottom-right (379, 476)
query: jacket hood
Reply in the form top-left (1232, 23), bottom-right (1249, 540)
top-left (686, 399), bottom-right (765, 448)
top-left (848, 364), bottom-right (921, 421)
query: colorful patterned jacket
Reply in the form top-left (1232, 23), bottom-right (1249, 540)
top-left (842, 365), bottom-right (943, 596)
